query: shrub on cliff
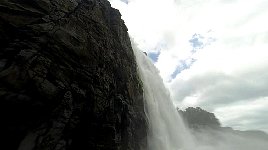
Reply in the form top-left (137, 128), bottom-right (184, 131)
top-left (177, 107), bottom-right (221, 129)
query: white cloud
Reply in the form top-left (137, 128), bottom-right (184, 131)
top-left (109, 0), bottom-right (268, 133)
top-left (214, 97), bottom-right (268, 133)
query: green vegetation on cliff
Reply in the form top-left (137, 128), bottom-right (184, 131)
top-left (177, 107), bottom-right (221, 129)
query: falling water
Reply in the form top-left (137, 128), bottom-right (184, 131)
top-left (133, 43), bottom-right (195, 150)
top-left (132, 43), bottom-right (268, 150)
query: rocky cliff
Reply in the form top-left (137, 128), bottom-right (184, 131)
top-left (0, 0), bottom-right (147, 149)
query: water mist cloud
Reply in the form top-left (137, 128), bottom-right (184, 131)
top-left (109, 0), bottom-right (268, 134)
top-left (192, 128), bottom-right (268, 150)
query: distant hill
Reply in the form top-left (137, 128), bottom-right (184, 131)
top-left (177, 107), bottom-right (221, 129)
top-left (177, 107), bottom-right (268, 142)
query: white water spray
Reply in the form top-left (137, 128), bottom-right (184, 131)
top-left (133, 44), bottom-right (195, 150)
top-left (132, 43), bottom-right (268, 150)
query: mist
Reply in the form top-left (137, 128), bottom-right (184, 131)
top-left (133, 40), bottom-right (268, 150)
top-left (191, 128), bottom-right (268, 150)
top-left (117, 0), bottom-right (268, 149)
top-left (109, 0), bottom-right (268, 133)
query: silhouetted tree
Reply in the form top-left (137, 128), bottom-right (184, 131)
top-left (177, 107), bottom-right (221, 129)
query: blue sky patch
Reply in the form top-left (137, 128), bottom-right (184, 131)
top-left (189, 33), bottom-right (216, 52)
top-left (120, 0), bottom-right (129, 4)
top-left (171, 67), bottom-right (183, 79)
top-left (148, 51), bottom-right (160, 63)
top-left (171, 58), bottom-right (196, 79)
top-left (189, 33), bottom-right (205, 50)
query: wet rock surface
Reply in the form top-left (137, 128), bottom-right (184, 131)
top-left (0, 0), bottom-right (147, 149)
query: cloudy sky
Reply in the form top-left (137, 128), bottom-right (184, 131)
top-left (108, 0), bottom-right (268, 133)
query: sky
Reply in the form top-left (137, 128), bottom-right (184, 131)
top-left (108, 0), bottom-right (268, 133)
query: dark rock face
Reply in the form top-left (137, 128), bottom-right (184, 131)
top-left (0, 0), bottom-right (147, 149)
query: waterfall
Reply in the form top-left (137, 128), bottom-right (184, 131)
top-left (132, 43), bottom-right (268, 150)
top-left (133, 44), bottom-right (195, 150)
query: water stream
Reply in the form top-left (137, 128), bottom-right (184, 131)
top-left (132, 43), bottom-right (268, 150)
top-left (133, 44), bottom-right (195, 150)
